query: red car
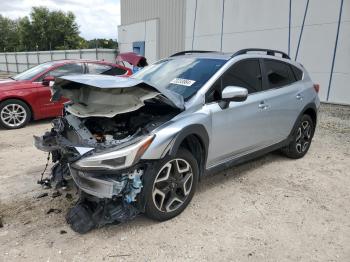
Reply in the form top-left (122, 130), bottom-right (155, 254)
top-left (0, 60), bottom-right (132, 129)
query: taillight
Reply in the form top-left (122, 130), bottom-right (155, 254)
top-left (313, 84), bottom-right (320, 93)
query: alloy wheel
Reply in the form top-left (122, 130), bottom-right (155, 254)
top-left (0, 103), bottom-right (27, 128)
top-left (295, 120), bottom-right (312, 153)
top-left (152, 158), bottom-right (194, 213)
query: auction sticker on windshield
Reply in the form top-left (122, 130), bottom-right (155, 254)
top-left (170, 78), bottom-right (196, 86)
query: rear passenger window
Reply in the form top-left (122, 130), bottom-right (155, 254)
top-left (87, 64), bottom-right (112, 74)
top-left (87, 63), bottom-right (127, 75)
top-left (48, 63), bottom-right (84, 77)
top-left (222, 59), bottom-right (262, 94)
top-left (264, 59), bottom-right (296, 89)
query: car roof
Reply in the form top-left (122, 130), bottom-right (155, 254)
top-left (169, 52), bottom-right (232, 61)
top-left (169, 49), bottom-right (305, 71)
top-left (169, 48), bottom-right (293, 62)
top-left (42, 59), bottom-right (114, 66)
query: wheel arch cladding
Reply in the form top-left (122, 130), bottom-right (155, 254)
top-left (303, 107), bottom-right (317, 127)
top-left (0, 97), bottom-right (34, 120)
top-left (288, 103), bottom-right (317, 141)
top-left (168, 124), bottom-right (209, 177)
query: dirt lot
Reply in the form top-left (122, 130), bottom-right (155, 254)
top-left (0, 104), bottom-right (349, 262)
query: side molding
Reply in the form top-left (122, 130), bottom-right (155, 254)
top-left (287, 102), bottom-right (318, 143)
top-left (168, 124), bottom-right (209, 177)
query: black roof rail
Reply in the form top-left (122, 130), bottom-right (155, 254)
top-left (232, 48), bottom-right (291, 59)
top-left (170, 50), bottom-right (217, 57)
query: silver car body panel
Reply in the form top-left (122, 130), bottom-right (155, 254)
top-left (141, 53), bottom-right (320, 170)
top-left (40, 52), bottom-right (320, 177)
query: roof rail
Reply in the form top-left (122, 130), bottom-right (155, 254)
top-left (170, 50), bottom-right (217, 57)
top-left (232, 48), bottom-right (290, 59)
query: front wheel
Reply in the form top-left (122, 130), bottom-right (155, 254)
top-left (144, 148), bottom-right (199, 221)
top-left (282, 114), bottom-right (315, 159)
top-left (0, 99), bottom-right (31, 129)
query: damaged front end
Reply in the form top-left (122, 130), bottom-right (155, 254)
top-left (34, 75), bottom-right (182, 233)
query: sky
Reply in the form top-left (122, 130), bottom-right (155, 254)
top-left (0, 0), bottom-right (121, 40)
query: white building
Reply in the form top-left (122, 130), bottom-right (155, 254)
top-left (118, 0), bottom-right (350, 105)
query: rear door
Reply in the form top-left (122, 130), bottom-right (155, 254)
top-left (260, 58), bottom-right (302, 140)
top-left (205, 59), bottom-right (277, 167)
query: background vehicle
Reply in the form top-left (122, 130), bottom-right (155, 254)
top-left (0, 60), bottom-right (132, 129)
top-left (35, 49), bottom-right (320, 233)
top-left (116, 52), bottom-right (148, 73)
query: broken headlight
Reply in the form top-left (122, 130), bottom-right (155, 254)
top-left (72, 135), bottom-right (154, 171)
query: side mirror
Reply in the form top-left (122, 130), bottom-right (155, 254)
top-left (42, 76), bottom-right (55, 86)
top-left (219, 86), bottom-right (248, 109)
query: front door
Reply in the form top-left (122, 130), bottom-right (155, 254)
top-left (205, 58), bottom-right (278, 168)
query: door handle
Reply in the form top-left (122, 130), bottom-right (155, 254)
top-left (296, 93), bottom-right (303, 100)
top-left (258, 101), bottom-right (270, 110)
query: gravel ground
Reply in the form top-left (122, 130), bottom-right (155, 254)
top-left (0, 104), bottom-right (349, 262)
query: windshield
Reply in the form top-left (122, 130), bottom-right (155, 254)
top-left (132, 58), bottom-right (226, 100)
top-left (13, 62), bottom-right (55, 81)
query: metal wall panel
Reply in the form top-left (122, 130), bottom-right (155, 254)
top-left (120, 0), bottom-right (185, 58)
top-left (184, 0), bottom-right (350, 105)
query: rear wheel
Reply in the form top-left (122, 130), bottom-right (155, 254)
top-left (144, 148), bottom-right (199, 221)
top-left (282, 114), bottom-right (314, 159)
top-left (0, 99), bottom-right (31, 129)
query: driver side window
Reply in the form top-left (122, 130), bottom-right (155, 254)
top-left (206, 59), bottom-right (262, 103)
top-left (38, 63), bottom-right (84, 81)
top-left (48, 63), bottom-right (84, 77)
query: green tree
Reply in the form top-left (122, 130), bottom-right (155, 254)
top-left (18, 17), bottom-right (35, 51)
top-left (86, 38), bottom-right (118, 49)
top-left (0, 15), bottom-right (20, 52)
top-left (29, 7), bottom-right (82, 50)
top-left (0, 7), bottom-right (117, 52)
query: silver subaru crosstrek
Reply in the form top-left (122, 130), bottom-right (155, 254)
top-left (35, 48), bottom-right (320, 233)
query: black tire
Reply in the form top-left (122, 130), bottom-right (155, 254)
top-left (282, 114), bottom-right (315, 159)
top-left (144, 148), bottom-right (199, 221)
top-left (0, 99), bottom-right (31, 129)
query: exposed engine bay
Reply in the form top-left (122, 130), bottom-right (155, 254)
top-left (44, 101), bottom-right (178, 150)
top-left (34, 75), bottom-right (182, 233)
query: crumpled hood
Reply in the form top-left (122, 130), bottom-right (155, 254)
top-left (52, 74), bottom-right (184, 118)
